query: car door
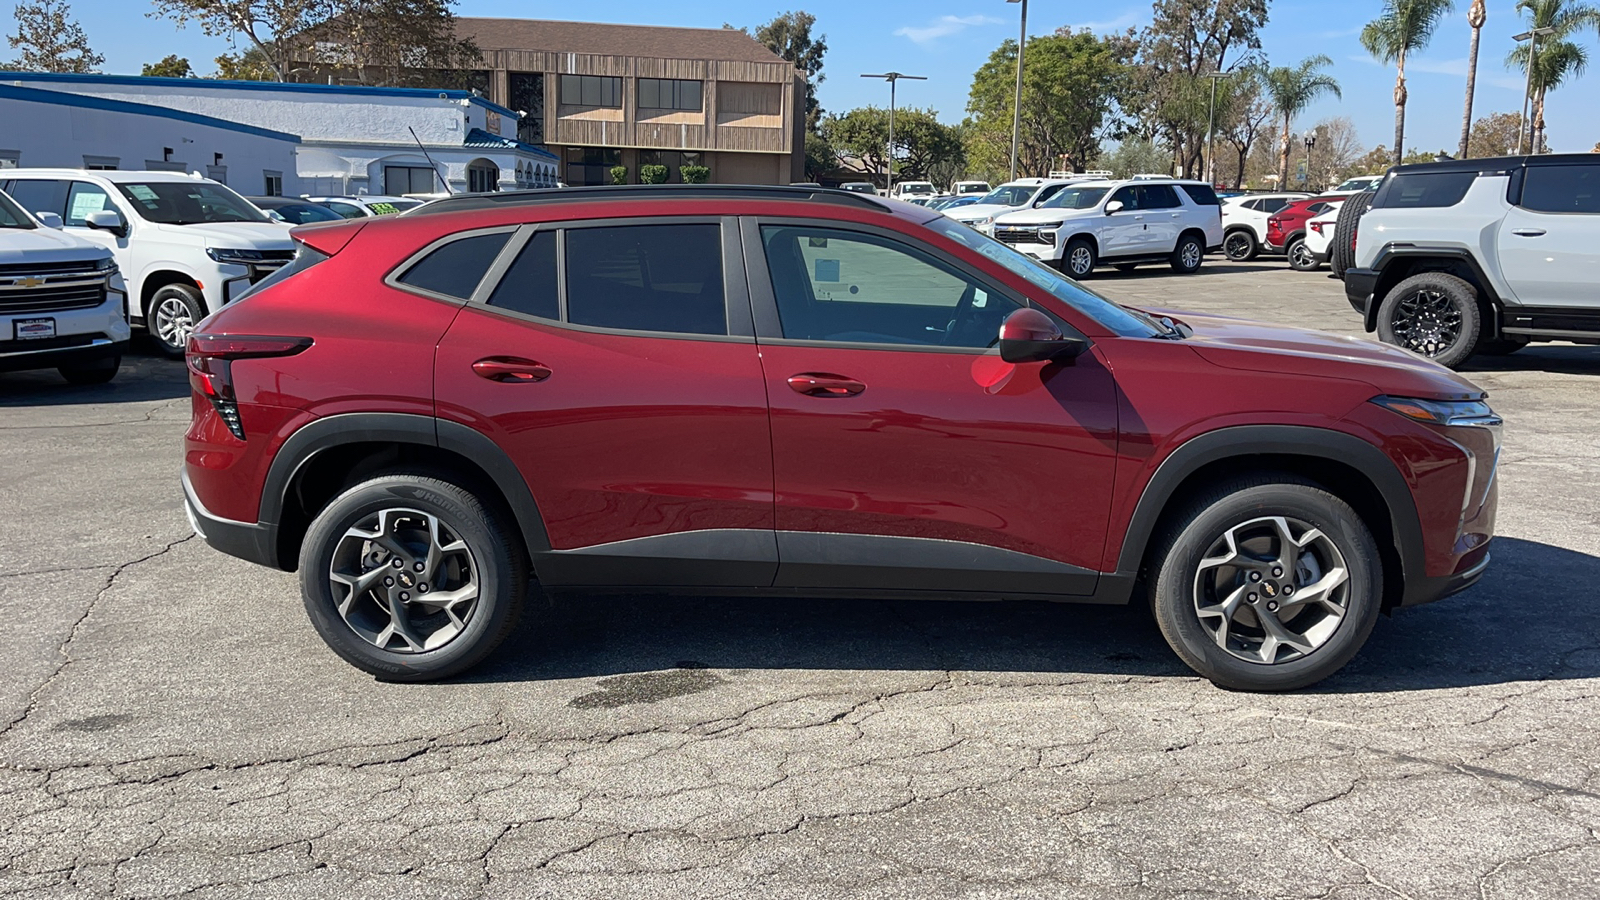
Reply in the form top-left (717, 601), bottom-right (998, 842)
top-left (1137, 184), bottom-right (1183, 253)
top-left (1099, 185), bottom-right (1144, 257)
top-left (744, 218), bottom-right (1119, 595)
top-left (1497, 161), bottom-right (1600, 308)
top-left (433, 217), bottom-right (777, 588)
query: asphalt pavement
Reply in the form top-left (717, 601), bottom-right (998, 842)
top-left (2, 260), bottom-right (1598, 898)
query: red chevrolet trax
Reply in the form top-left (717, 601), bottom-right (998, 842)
top-left (182, 186), bottom-right (1500, 691)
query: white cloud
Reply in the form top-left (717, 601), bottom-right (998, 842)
top-left (895, 14), bottom-right (1003, 45)
top-left (1065, 11), bottom-right (1142, 33)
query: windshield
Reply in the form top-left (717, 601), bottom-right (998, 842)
top-left (924, 216), bottom-right (1162, 338)
top-left (115, 181), bottom-right (271, 225)
top-left (265, 202), bottom-right (343, 225)
top-left (0, 190), bottom-right (37, 229)
top-left (1335, 177), bottom-right (1375, 191)
top-left (899, 183), bottom-right (934, 194)
top-left (975, 185), bottom-right (1036, 207)
top-left (1039, 185), bottom-right (1111, 210)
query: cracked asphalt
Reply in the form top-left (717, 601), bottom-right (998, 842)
top-left (2, 261), bottom-right (1599, 898)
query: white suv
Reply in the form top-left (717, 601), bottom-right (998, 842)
top-left (0, 189), bottom-right (128, 383)
top-left (1343, 154), bottom-right (1600, 368)
top-left (991, 179), bottom-right (1225, 277)
top-left (1220, 192), bottom-right (1311, 260)
top-left (2, 170), bottom-right (293, 356)
top-left (944, 178), bottom-right (1093, 233)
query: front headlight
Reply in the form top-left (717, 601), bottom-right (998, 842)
top-left (206, 248), bottom-right (269, 265)
top-left (1370, 395), bottom-right (1500, 430)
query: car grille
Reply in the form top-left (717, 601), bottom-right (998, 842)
top-left (0, 268), bottom-right (108, 314)
top-left (993, 226), bottom-right (1054, 247)
top-left (247, 251), bottom-right (296, 285)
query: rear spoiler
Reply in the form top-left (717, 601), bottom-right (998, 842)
top-left (290, 219), bottom-right (366, 256)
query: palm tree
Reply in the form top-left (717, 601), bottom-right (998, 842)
top-left (1459, 0), bottom-right (1487, 157)
top-left (1264, 56), bottom-right (1341, 187)
top-left (1362, 0), bottom-right (1455, 167)
top-left (1507, 0), bottom-right (1600, 152)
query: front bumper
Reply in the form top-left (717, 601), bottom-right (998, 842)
top-left (1345, 267), bottom-right (1379, 319)
top-left (1399, 547), bottom-right (1491, 607)
top-left (182, 468), bottom-right (279, 569)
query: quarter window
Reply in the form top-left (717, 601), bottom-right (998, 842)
top-left (487, 230), bottom-right (559, 320)
top-left (565, 224), bottom-right (725, 335)
top-left (1520, 165), bottom-right (1600, 214)
top-left (396, 232), bottom-right (510, 299)
top-left (760, 226), bottom-right (1021, 349)
top-left (638, 78), bottom-right (703, 111)
top-left (1377, 171), bottom-right (1476, 209)
top-left (560, 74), bottom-right (622, 108)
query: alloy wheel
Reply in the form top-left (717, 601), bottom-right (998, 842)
top-left (1224, 233), bottom-right (1252, 260)
top-left (153, 297), bottom-right (196, 349)
top-left (1391, 289), bottom-right (1464, 357)
top-left (1180, 241), bottom-right (1202, 269)
top-left (1068, 246), bottom-right (1093, 277)
top-left (1289, 242), bottom-right (1316, 270)
top-left (327, 507), bottom-right (480, 653)
top-left (1192, 515), bottom-right (1349, 665)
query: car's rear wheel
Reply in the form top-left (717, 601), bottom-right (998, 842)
top-left (1150, 477), bottom-right (1382, 691)
top-left (1223, 229), bottom-right (1258, 262)
top-left (1170, 233), bottom-right (1204, 274)
top-left (299, 471), bottom-right (527, 681)
top-left (1061, 238), bottom-right (1096, 279)
top-left (147, 284), bottom-right (205, 358)
top-left (58, 354), bottom-right (120, 385)
top-left (1286, 238), bottom-right (1319, 271)
top-left (1375, 272), bottom-right (1482, 369)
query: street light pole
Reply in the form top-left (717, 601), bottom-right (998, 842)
top-left (1303, 135), bottom-right (1316, 189)
top-left (861, 72), bottom-right (926, 194)
top-left (1513, 26), bottom-right (1556, 154)
top-left (1204, 71), bottom-right (1228, 186)
top-left (1007, 0), bottom-right (1027, 182)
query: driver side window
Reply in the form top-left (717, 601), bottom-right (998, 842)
top-left (760, 226), bottom-right (1021, 349)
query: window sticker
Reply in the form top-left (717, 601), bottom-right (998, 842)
top-left (127, 185), bottom-right (158, 201)
top-left (973, 289), bottom-right (988, 308)
top-left (814, 259), bottom-right (840, 282)
top-left (69, 192), bottom-right (106, 221)
top-left (807, 236), bottom-right (828, 248)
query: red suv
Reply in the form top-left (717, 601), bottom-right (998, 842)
top-left (1267, 196), bottom-right (1339, 269)
top-left (182, 186), bottom-right (1499, 691)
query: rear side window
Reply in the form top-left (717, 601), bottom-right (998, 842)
top-left (486, 230), bottom-right (558, 320)
top-left (4, 179), bottom-right (67, 218)
top-left (1377, 171), bottom-right (1475, 209)
top-left (565, 224), bottom-right (725, 335)
top-left (1138, 184), bottom-right (1181, 209)
top-left (397, 232), bottom-right (510, 299)
top-left (1520, 165), bottom-right (1600, 213)
top-left (1260, 197), bottom-right (1290, 213)
top-left (1179, 184), bottom-right (1221, 206)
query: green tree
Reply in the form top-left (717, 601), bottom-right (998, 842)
top-left (7, 0), bottom-right (103, 73)
top-left (1101, 139), bottom-right (1171, 178)
top-left (1216, 70), bottom-right (1275, 187)
top-left (803, 131), bottom-right (834, 180)
top-left (820, 106), bottom-right (962, 184)
top-left (1361, 0), bottom-right (1455, 167)
top-left (142, 54), bottom-right (195, 77)
top-left (150, 0), bottom-right (321, 81)
top-left (1264, 55), bottom-right (1341, 186)
top-left (213, 45), bottom-right (276, 80)
top-left (1467, 111), bottom-right (1544, 156)
top-left (966, 29), bottom-right (1137, 179)
top-left (1507, 0), bottom-right (1600, 153)
top-left (737, 11), bottom-right (827, 131)
top-left (1459, 0), bottom-right (1487, 157)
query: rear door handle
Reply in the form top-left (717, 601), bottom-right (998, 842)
top-left (1511, 228), bottom-right (1547, 237)
top-left (787, 373), bottom-right (865, 397)
top-left (1170, 212), bottom-right (1182, 217)
top-left (472, 356), bottom-right (552, 383)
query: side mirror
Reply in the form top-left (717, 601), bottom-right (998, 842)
top-left (997, 308), bottom-right (1088, 364)
top-left (1105, 200), bottom-right (1125, 214)
top-left (35, 211), bottom-right (63, 229)
top-left (85, 209), bottom-right (128, 238)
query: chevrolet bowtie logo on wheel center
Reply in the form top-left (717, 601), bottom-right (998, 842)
top-left (1262, 582), bottom-right (1279, 598)
top-left (398, 572), bottom-right (415, 588)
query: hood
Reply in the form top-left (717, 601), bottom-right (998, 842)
top-left (151, 221), bottom-right (293, 249)
top-left (993, 205), bottom-right (1101, 226)
top-left (0, 225), bottom-right (112, 265)
top-left (947, 203), bottom-right (1023, 222)
top-left (1153, 308), bottom-right (1485, 400)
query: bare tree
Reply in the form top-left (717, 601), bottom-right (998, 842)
top-left (8, 0), bottom-right (104, 73)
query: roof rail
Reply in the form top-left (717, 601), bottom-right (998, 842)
top-left (406, 183), bottom-right (895, 217)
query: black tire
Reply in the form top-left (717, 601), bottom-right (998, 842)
top-left (1150, 476), bottom-right (1383, 692)
top-left (1330, 190), bottom-right (1375, 279)
top-left (1114, 263), bottom-right (1139, 273)
top-left (58, 354), bottom-right (121, 385)
top-left (298, 470), bottom-right (528, 681)
top-left (146, 283), bottom-right (206, 358)
top-left (1223, 229), bottom-right (1258, 262)
top-left (1476, 336), bottom-right (1528, 356)
top-left (1286, 237), bottom-right (1320, 272)
top-left (1061, 238), bottom-right (1096, 279)
top-left (1375, 272), bottom-right (1482, 369)
top-left (1169, 233), bottom-right (1204, 274)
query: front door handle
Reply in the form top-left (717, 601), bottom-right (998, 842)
top-left (787, 373), bottom-right (865, 397)
top-left (472, 356), bottom-right (552, 383)
top-left (1170, 212), bottom-right (1182, 217)
top-left (1511, 228), bottom-right (1547, 237)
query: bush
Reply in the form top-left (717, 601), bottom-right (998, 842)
top-left (679, 165), bottom-right (710, 184)
top-left (640, 164), bottom-right (669, 185)
top-left (609, 165), bottom-right (628, 185)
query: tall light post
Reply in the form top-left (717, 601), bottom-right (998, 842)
top-left (1303, 135), bottom-right (1317, 189)
top-left (861, 72), bottom-right (926, 194)
top-left (1204, 71), bottom-right (1228, 186)
top-left (1513, 26), bottom-right (1556, 154)
top-left (1006, 0), bottom-right (1028, 181)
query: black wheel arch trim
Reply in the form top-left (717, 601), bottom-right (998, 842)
top-left (1362, 244), bottom-right (1505, 335)
top-left (1110, 424), bottom-right (1427, 606)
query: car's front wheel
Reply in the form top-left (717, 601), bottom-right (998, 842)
top-left (147, 283), bottom-right (206, 358)
top-left (1060, 238), bottom-right (1097, 279)
top-left (1150, 477), bottom-right (1382, 691)
top-left (299, 471), bottom-right (527, 681)
top-left (1375, 272), bottom-right (1482, 369)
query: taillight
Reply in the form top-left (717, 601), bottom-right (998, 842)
top-left (186, 334), bottom-right (312, 439)
top-left (1310, 221), bottom-right (1325, 235)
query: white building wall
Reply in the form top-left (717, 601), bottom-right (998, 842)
top-left (0, 93), bottom-right (301, 196)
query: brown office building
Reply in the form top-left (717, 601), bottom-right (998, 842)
top-left (457, 18), bottom-right (806, 186)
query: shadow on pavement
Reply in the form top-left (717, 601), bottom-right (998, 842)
top-left (0, 340), bottom-right (188, 406)
top-left (469, 536), bottom-right (1595, 694)
top-left (1459, 345), bottom-right (1600, 377)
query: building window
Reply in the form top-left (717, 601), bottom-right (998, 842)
top-left (82, 155), bottom-right (119, 170)
top-left (467, 160), bottom-right (500, 193)
top-left (263, 171), bottom-right (283, 196)
top-left (509, 72), bottom-right (544, 144)
top-left (384, 166), bottom-right (436, 195)
top-left (565, 147), bottom-right (620, 187)
top-left (638, 78), bottom-right (702, 112)
top-left (207, 165), bottom-right (228, 185)
top-left (0, 150), bottom-right (18, 169)
top-left (637, 150), bottom-right (704, 184)
top-left (559, 74), bottom-right (621, 108)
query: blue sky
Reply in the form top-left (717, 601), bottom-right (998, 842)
top-left (49, 0), bottom-right (1600, 155)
